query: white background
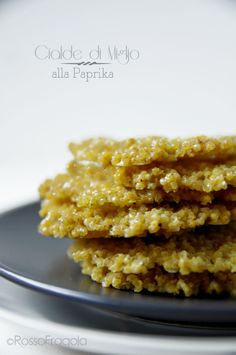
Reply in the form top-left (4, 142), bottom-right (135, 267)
top-left (0, 0), bottom-right (236, 354)
top-left (1, 0), bottom-right (236, 212)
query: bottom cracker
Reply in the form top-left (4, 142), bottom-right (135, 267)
top-left (71, 258), bottom-right (236, 297)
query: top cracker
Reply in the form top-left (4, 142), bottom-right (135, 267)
top-left (69, 136), bottom-right (236, 166)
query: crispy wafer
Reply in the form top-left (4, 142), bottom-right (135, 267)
top-left (69, 224), bottom-right (236, 275)
top-left (39, 200), bottom-right (234, 238)
top-left (114, 161), bottom-right (236, 192)
top-left (38, 135), bottom-right (236, 297)
top-left (39, 174), bottom-right (236, 207)
top-left (70, 258), bottom-right (236, 296)
top-left (39, 163), bottom-right (236, 207)
top-left (69, 136), bottom-right (236, 166)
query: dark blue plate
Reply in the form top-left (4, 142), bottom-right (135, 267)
top-left (0, 202), bottom-right (236, 326)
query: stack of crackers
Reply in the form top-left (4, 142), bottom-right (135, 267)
top-left (39, 136), bottom-right (236, 296)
